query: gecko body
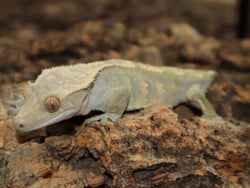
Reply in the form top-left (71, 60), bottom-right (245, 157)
top-left (13, 59), bottom-right (218, 132)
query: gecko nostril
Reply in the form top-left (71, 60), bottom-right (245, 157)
top-left (19, 124), bottom-right (24, 128)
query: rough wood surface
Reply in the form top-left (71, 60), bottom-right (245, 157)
top-left (0, 81), bottom-right (249, 187)
top-left (0, 101), bottom-right (249, 187)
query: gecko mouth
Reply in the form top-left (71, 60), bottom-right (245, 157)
top-left (19, 109), bottom-right (77, 132)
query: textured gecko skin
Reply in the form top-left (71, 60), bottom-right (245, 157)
top-left (13, 59), bottom-right (218, 132)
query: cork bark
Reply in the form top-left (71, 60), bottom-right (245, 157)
top-left (0, 83), bottom-right (249, 187)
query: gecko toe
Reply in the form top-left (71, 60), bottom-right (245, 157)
top-left (202, 115), bottom-right (240, 128)
top-left (85, 117), bottom-right (101, 124)
top-left (85, 113), bottom-right (120, 125)
top-left (3, 95), bottom-right (25, 115)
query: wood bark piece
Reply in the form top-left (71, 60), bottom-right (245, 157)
top-left (0, 98), bottom-right (249, 187)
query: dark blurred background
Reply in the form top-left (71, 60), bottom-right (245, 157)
top-left (0, 0), bottom-right (244, 40)
top-left (0, 0), bottom-right (249, 85)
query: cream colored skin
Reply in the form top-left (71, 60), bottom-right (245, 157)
top-left (13, 59), bottom-right (219, 132)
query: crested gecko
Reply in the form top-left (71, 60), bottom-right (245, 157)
top-left (12, 59), bottom-right (221, 132)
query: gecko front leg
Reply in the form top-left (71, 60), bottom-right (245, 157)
top-left (4, 95), bottom-right (25, 115)
top-left (85, 86), bottom-right (130, 125)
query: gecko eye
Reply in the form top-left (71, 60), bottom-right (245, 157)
top-left (44, 96), bottom-right (60, 113)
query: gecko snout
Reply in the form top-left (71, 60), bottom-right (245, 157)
top-left (19, 124), bottom-right (25, 128)
top-left (13, 117), bottom-right (26, 132)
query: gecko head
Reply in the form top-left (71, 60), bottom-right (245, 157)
top-left (13, 78), bottom-right (89, 132)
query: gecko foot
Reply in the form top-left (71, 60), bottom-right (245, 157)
top-left (202, 115), bottom-right (238, 128)
top-left (4, 95), bottom-right (25, 115)
top-left (85, 113), bottom-right (120, 125)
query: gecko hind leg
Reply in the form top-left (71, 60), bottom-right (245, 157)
top-left (186, 84), bottom-right (228, 125)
